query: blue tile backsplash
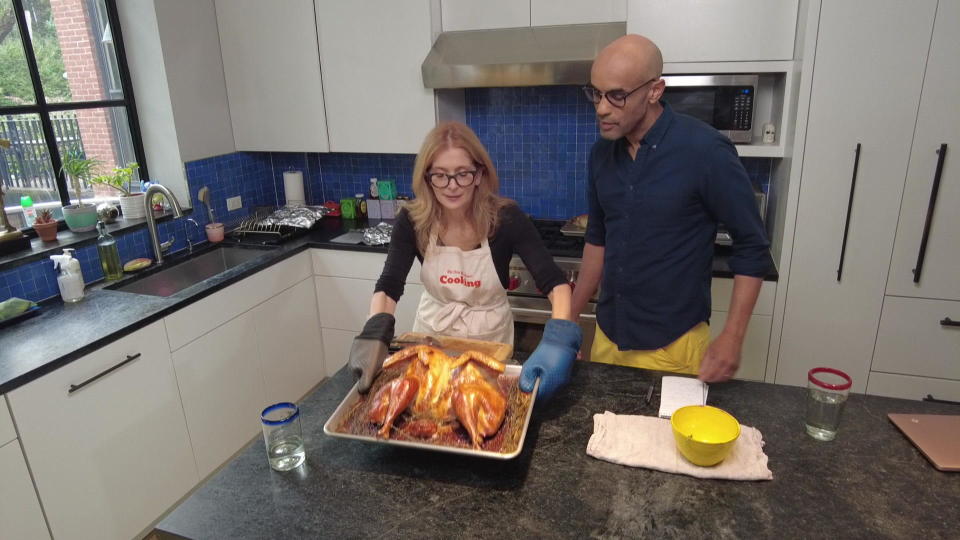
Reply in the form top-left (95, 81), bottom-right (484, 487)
top-left (1, 85), bottom-right (772, 303)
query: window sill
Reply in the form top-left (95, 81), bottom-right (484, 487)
top-left (0, 209), bottom-right (193, 273)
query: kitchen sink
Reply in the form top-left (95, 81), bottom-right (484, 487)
top-left (108, 245), bottom-right (275, 297)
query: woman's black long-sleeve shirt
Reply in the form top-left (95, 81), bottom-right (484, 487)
top-left (374, 204), bottom-right (567, 301)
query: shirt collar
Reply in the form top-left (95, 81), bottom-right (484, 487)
top-left (614, 101), bottom-right (674, 158)
top-left (639, 100), bottom-right (673, 148)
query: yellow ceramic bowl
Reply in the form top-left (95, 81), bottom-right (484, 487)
top-left (671, 405), bottom-right (741, 467)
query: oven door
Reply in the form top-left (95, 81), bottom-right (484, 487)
top-left (509, 296), bottom-right (596, 362)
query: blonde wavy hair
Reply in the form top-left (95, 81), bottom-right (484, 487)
top-left (406, 122), bottom-right (511, 252)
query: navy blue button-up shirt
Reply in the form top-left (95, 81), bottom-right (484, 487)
top-left (585, 103), bottom-right (770, 351)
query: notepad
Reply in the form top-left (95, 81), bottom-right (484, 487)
top-left (658, 376), bottom-right (708, 418)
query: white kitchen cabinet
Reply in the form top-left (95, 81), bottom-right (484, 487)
top-left (313, 249), bottom-right (425, 374)
top-left (315, 276), bottom-right (380, 332)
top-left (173, 311), bottom-right (266, 479)
top-left (315, 0), bottom-right (437, 153)
top-left (215, 0), bottom-right (329, 152)
top-left (312, 248), bottom-right (421, 284)
top-left (321, 327), bottom-right (356, 376)
top-left (627, 0), bottom-right (798, 62)
top-left (253, 276), bottom-right (326, 405)
top-left (867, 372), bottom-right (960, 403)
top-left (531, 0), bottom-right (626, 26)
top-left (710, 278), bottom-right (776, 381)
top-left (8, 321), bottom-right (197, 540)
top-left (885, 0), bottom-right (960, 302)
top-left (776, 0), bottom-right (937, 392)
top-left (0, 398), bottom-right (14, 445)
top-left (709, 312), bottom-right (771, 382)
top-left (0, 440), bottom-right (50, 540)
top-left (871, 297), bottom-right (960, 381)
top-left (165, 252), bottom-right (312, 351)
top-left (712, 279), bottom-right (776, 317)
top-left (441, 0), bottom-right (530, 30)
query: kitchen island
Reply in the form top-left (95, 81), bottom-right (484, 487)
top-left (157, 362), bottom-right (960, 539)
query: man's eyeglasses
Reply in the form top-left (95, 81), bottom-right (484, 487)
top-left (426, 169), bottom-right (479, 188)
top-left (582, 77), bottom-right (658, 108)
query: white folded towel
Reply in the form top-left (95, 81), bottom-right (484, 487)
top-left (586, 411), bottom-right (773, 481)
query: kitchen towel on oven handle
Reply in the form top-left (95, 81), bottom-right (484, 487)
top-left (586, 411), bottom-right (773, 481)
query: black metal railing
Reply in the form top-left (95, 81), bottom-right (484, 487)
top-left (0, 113), bottom-right (91, 200)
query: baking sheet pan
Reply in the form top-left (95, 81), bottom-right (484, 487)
top-left (560, 220), bottom-right (586, 237)
top-left (323, 364), bottom-right (537, 460)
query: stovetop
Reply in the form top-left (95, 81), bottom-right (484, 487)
top-left (531, 219), bottom-right (584, 259)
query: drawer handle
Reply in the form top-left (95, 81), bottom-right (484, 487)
top-left (923, 394), bottom-right (960, 405)
top-left (941, 317), bottom-right (960, 328)
top-left (837, 143), bottom-right (862, 282)
top-left (68, 353), bottom-right (143, 395)
top-left (912, 143), bottom-right (948, 284)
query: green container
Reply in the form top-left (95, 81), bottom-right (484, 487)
top-left (376, 179), bottom-right (396, 200)
top-left (62, 204), bottom-right (99, 232)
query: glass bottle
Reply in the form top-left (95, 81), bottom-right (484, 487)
top-left (96, 221), bottom-right (124, 281)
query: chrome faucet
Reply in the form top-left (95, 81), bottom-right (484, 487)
top-left (184, 218), bottom-right (201, 253)
top-left (144, 184), bottom-right (184, 265)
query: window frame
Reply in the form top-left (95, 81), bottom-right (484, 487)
top-left (1, 0), bottom-right (148, 215)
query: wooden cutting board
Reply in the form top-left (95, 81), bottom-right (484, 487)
top-left (393, 332), bottom-right (513, 363)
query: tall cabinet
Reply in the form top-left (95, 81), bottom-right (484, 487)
top-left (869, 0), bottom-right (960, 400)
top-left (776, 0), bottom-right (938, 392)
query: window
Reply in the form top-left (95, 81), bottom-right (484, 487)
top-left (0, 0), bottom-right (145, 228)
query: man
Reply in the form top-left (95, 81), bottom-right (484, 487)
top-left (571, 35), bottom-right (769, 383)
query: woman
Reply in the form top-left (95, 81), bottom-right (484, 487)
top-left (348, 122), bottom-right (581, 402)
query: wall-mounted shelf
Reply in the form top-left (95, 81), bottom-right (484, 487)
top-left (736, 141), bottom-right (785, 158)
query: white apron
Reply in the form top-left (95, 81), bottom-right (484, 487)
top-left (412, 231), bottom-right (514, 345)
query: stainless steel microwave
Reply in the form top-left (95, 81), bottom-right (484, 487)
top-left (662, 74), bottom-right (758, 144)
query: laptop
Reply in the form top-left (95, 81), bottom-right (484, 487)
top-left (888, 413), bottom-right (960, 472)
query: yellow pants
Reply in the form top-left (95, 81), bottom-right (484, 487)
top-left (590, 322), bottom-right (710, 374)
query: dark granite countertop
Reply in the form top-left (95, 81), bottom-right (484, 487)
top-left (157, 363), bottom-right (960, 539)
top-left (0, 217), bottom-right (776, 394)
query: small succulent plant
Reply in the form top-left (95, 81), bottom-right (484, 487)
top-left (34, 208), bottom-right (56, 224)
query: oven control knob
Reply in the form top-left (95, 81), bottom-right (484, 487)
top-left (508, 275), bottom-right (521, 291)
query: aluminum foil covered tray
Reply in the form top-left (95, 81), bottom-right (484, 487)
top-left (257, 205), bottom-right (331, 229)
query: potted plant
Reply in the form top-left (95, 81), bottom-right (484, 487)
top-left (91, 162), bottom-right (145, 219)
top-left (33, 208), bottom-right (58, 242)
top-left (60, 152), bottom-right (100, 232)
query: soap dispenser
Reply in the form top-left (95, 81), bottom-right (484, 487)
top-left (96, 221), bottom-right (123, 281)
top-left (50, 248), bottom-right (85, 303)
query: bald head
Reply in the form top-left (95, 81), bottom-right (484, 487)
top-left (589, 35), bottom-right (665, 145)
top-left (593, 34), bottom-right (663, 83)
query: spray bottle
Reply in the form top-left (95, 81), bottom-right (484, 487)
top-left (50, 248), bottom-right (85, 303)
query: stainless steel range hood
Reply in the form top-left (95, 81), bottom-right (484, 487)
top-left (422, 22), bottom-right (625, 89)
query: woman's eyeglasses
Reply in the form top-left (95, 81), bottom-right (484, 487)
top-left (426, 169), bottom-right (479, 188)
top-left (582, 77), bottom-right (658, 108)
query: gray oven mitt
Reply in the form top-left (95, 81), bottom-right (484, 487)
top-left (348, 313), bottom-right (396, 393)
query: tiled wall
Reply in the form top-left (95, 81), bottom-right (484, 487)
top-left (0, 219), bottom-right (194, 303)
top-left (1, 85), bottom-right (773, 304)
top-left (0, 154), bottom-right (274, 304)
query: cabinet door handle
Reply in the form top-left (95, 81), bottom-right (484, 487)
top-left (912, 143), bottom-right (948, 284)
top-left (923, 394), bottom-right (960, 405)
top-left (837, 143), bottom-right (862, 282)
top-left (68, 353), bottom-right (143, 395)
top-left (941, 317), bottom-right (960, 328)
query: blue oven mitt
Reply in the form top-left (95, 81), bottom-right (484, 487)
top-left (348, 312), bottom-right (395, 393)
top-left (519, 319), bottom-right (583, 402)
